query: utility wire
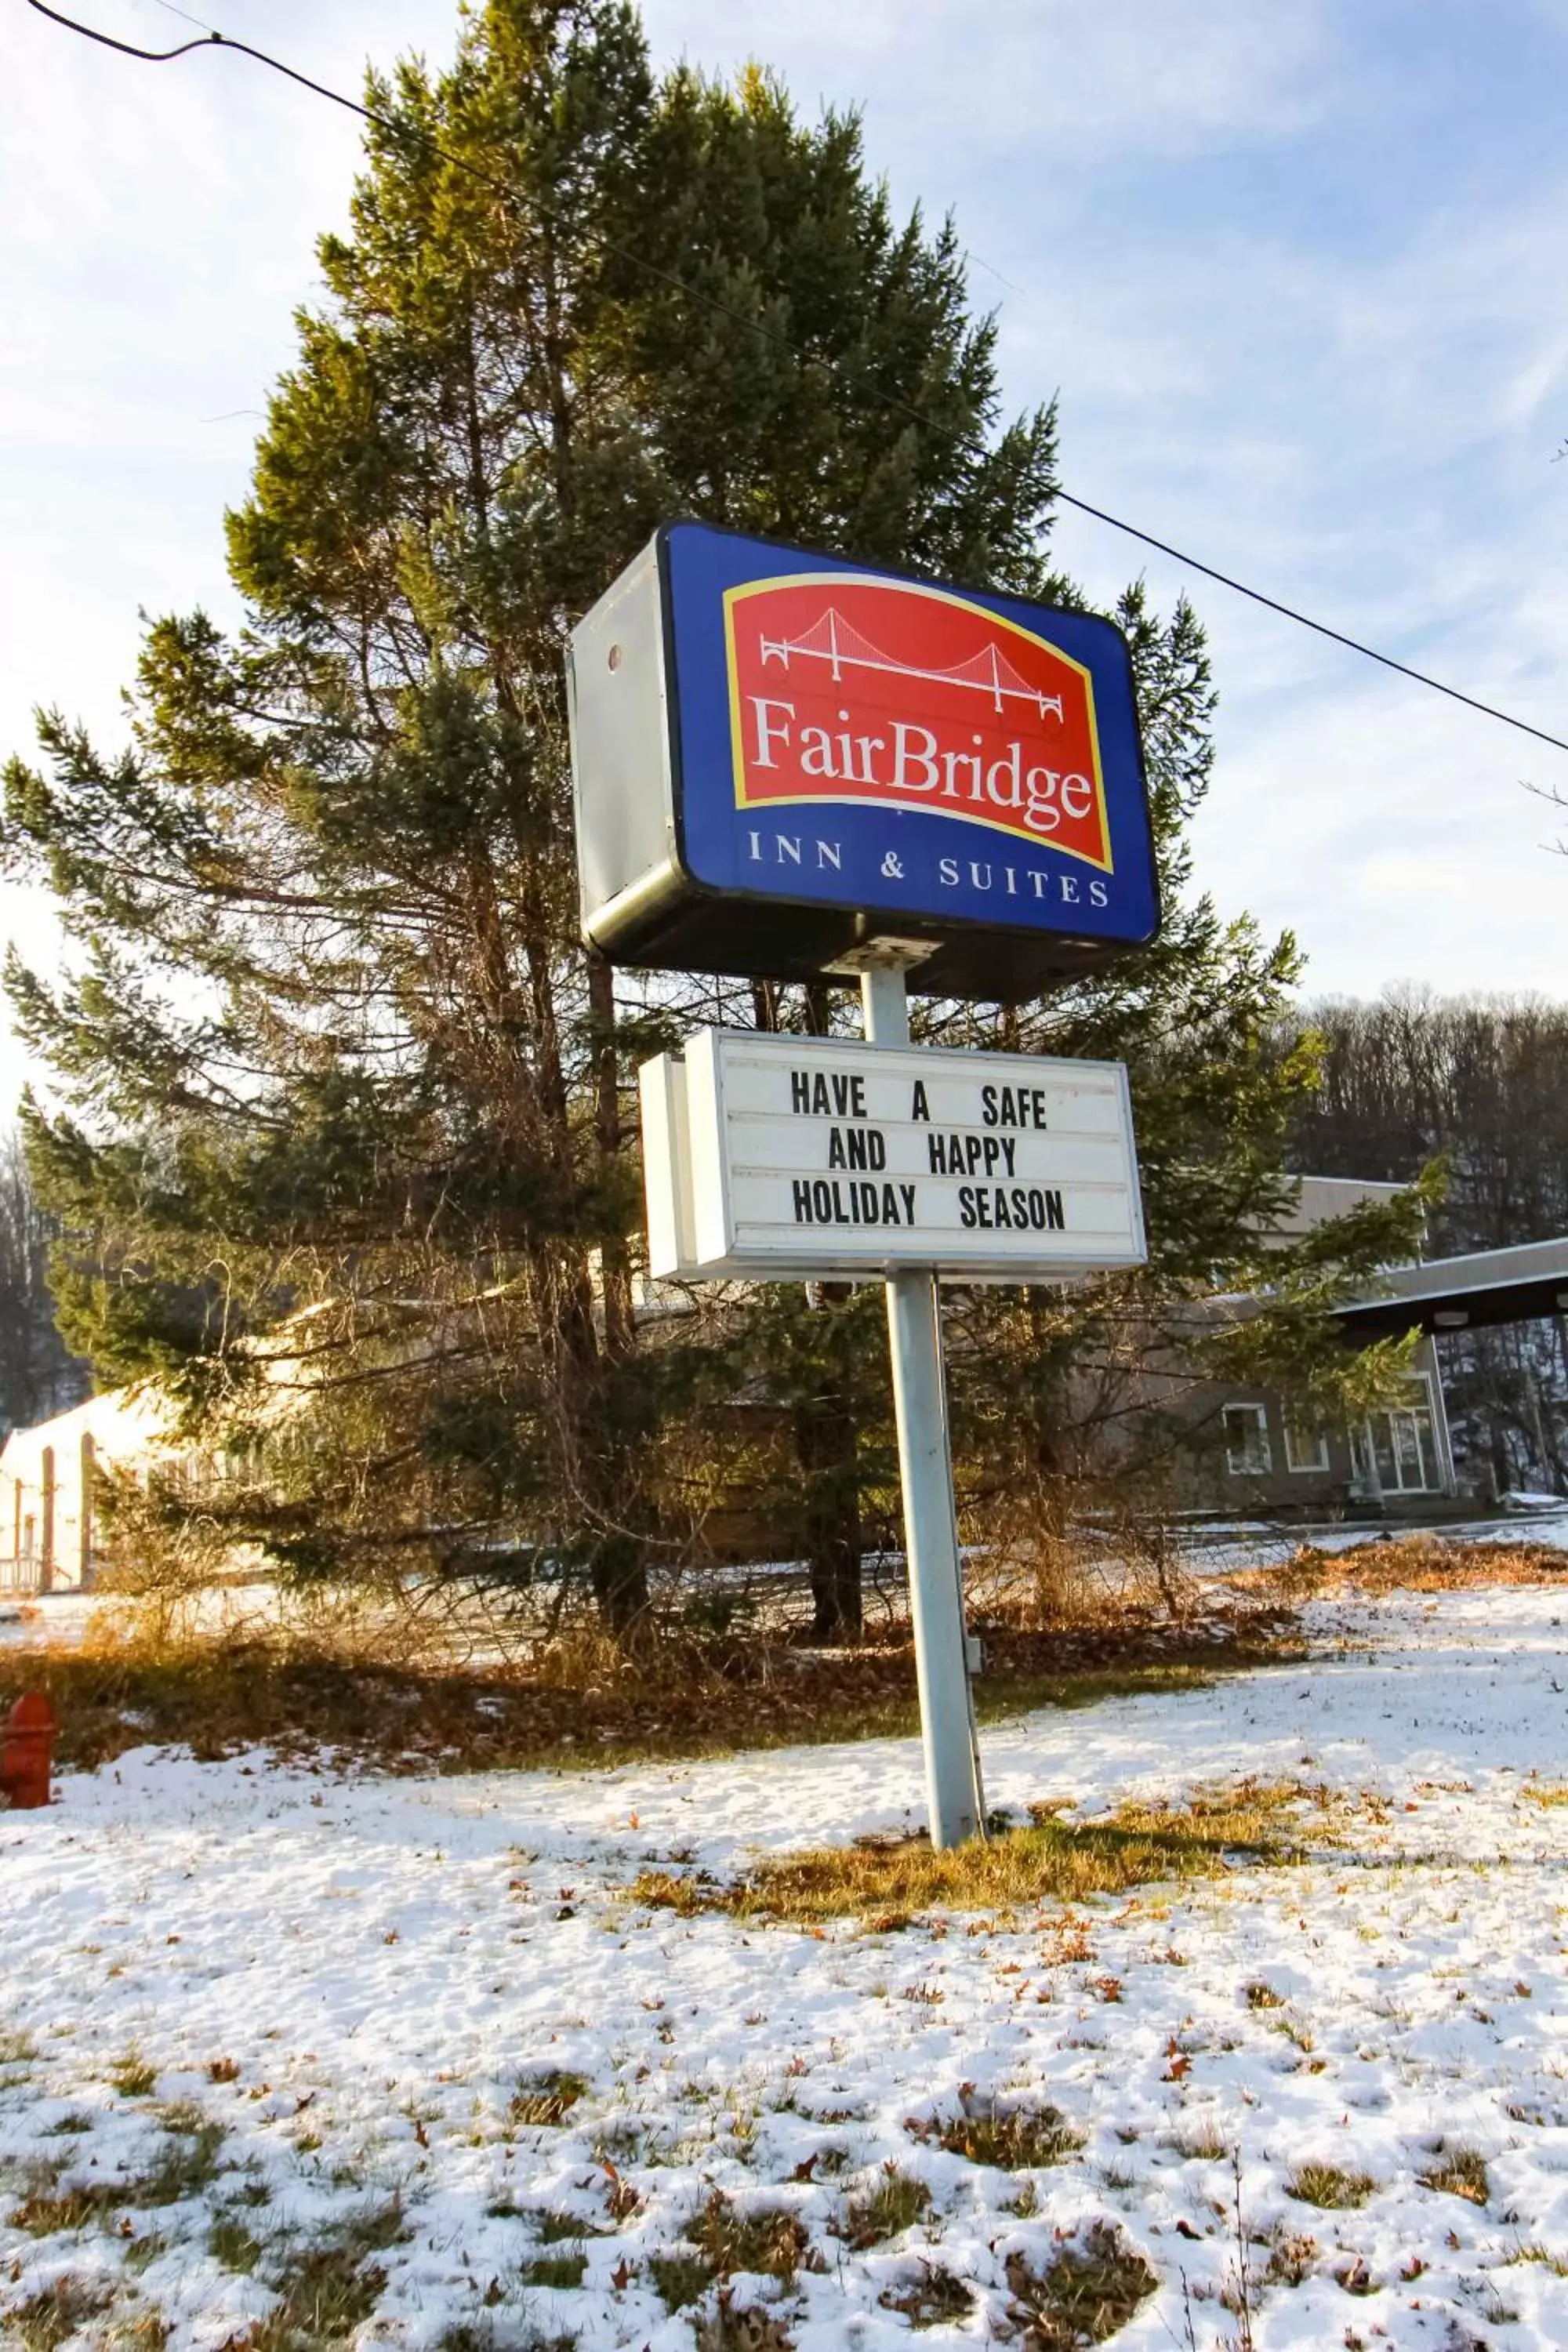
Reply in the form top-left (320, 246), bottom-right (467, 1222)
top-left (24, 0), bottom-right (1568, 759)
top-left (24, 0), bottom-right (369, 113)
top-left (143, 0), bottom-right (221, 32)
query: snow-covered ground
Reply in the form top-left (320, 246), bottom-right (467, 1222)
top-left (7, 1585), bottom-right (1568, 2349)
top-left (0, 1582), bottom-right (290, 1653)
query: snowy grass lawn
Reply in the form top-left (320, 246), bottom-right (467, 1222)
top-left (6, 1586), bottom-right (1568, 2350)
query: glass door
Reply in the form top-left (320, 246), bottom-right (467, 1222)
top-left (1363, 1405), bottom-right (1439, 1494)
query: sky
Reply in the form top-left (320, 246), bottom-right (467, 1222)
top-left (2, 0), bottom-right (1567, 1112)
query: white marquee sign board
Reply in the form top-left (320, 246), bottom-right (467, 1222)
top-left (641, 1028), bottom-right (1146, 1283)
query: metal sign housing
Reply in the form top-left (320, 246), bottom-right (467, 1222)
top-left (568, 523), bottom-right (1160, 1000)
top-left (641, 1028), bottom-right (1145, 1283)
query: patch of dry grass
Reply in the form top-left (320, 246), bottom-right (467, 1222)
top-left (5, 2278), bottom-right (113, 2352)
top-left (247, 2243), bottom-right (386, 2349)
top-left (109, 2050), bottom-right (157, 2099)
top-left (634, 1778), bottom-right (1339, 1924)
top-left (648, 2190), bottom-right (817, 2308)
top-left (10, 2169), bottom-right (122, 2237)
top-left (1420, 2143), bottom-right (1490, 2204)
top-left (648, 2252), bottom-right (715, 2312)
top-left (879, 2265), bottom-right (975, 2328)
top-left (518, 2251), bottom-right (587, 2289)
top-left (911, 2099), bottom-right (1083, 2171)
top-left (6, 2114), bottom-right (227, 2239)
top-left (233, 2199), bottom-right (407, 2350)
top-left (686, 2191), bottom-right (815, 2285)
top-left (1505, 2242), bottom-right (1568, 2276)
top-left (1286, 2163), bottom-right (1377, 2210)
top-left (697, 2290), bottom-right (794, 2352)
top-left (208, 2213), bottom-right (266, 2274)
top-left (1004, 2223), bottom-right (1158, 2347)
top-left (507, 2071), bottom-right (588, 2129)
top-left (1262, 2227), bottom-right (1319, 2287)
top-left (840, 2166), bottom-right (929, 2249)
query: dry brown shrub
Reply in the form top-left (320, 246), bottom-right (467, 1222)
top-left (13, 1581), bottom-right (1296, 1782)
top-left (1240, 1534), bottom-right (1568, 1604)
top-left (964, 1504), bottom-right (1203, 1632)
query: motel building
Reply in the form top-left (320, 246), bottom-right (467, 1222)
top-left (1184, 1176), bottom-right (1456, 1515)
top-left (1193, 1186), bottom-right (1568, 1515)
top-left (0, 1386), bottom-right (188, 1597)
top-left (1202, 1351), bottom-right (1458, 1517)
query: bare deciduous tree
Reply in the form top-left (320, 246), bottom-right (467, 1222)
top-left (1286, 987), bottom-right (1568, 1495)
top-left (0, 1131), bottom-right (88, 1436)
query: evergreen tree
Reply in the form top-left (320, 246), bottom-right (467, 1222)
top-left (0, 1), bottom-right (1055, 1625)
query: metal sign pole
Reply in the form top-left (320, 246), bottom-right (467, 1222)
top-left (860, 959), bottom-right (984, 1849)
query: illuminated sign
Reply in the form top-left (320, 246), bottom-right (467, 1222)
top-left (568, 524), bottom-right (1159, 1000)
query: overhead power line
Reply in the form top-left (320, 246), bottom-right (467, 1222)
top-left (24, 0), bottom-right (1568, 759)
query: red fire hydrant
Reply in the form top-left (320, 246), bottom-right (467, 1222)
top-left (0, 1693), bottom-right (56, 1810)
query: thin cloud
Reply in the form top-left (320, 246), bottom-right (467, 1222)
top-left (644, 0), bottom-right (1338, 158)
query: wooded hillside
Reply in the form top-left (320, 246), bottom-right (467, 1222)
top-left (1287, 989), bottom-right (1568, 1494)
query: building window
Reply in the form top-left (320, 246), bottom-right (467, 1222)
top-left (1356, 1397), bottom-right (1443, 1496)
top-left (1284, 1417), bottom-right (1330, 1474)
top-left (1223, 1403), bottom-right (1272, 1477)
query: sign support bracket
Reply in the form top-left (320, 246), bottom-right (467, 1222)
top-left (859, 954), bottom-right (987, 1849)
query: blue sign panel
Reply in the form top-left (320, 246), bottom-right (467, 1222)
top-left (568, 522), bottom-right (1160, 1000)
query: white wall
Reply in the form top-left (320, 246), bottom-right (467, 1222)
top-left (0, 1388), bottom-right (174, 1594)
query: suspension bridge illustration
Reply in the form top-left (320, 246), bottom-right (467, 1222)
top-left (757, 605), bottom-right (1066, 720)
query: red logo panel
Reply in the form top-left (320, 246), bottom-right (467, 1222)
top-left (724, 572), bottom-right (1111, 869)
